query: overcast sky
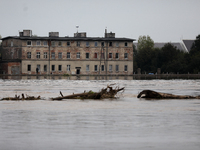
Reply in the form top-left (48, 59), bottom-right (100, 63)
top-left (0, 0), bottom-right (200, 42)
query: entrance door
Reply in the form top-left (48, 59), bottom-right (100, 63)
top-left (75, 67), bottom-right (81, 75)
top-left (76, 69), bottom-right (80, 74)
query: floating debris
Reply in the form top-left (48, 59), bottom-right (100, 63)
top-left (1, 94), bottom-right (41, 101)
top-left (137, 90), bottom-right (200, 99)
top-left (52, 84), bottom-right (125, 100)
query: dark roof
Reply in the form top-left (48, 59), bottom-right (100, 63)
top-left (182, 40), bottom-right (195, 52)
top-left (154, 43), bottom-right (186, 52)
top-left (1, 36), bottom-right (135, 42)
top-left (133, 42), bottom-right (187, 52)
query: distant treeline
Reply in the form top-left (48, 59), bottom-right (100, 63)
top-left (133, 35), bottom-right (200, 74)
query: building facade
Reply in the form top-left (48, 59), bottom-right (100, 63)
top-left (0, 30), bottom-right (135, 75)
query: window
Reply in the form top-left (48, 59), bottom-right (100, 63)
top-left (101, 65), bottom-right (104, 71)
top-left (116, 65), bottom-right (119, 72)
top-left (109, 65), bottom-right (112, 72)
top-left (101, 42), bottom-right (104, 47)
top-left (27, 52), bottom-right (31, 58)
top-left (86, 53), bottom-right (89, 59)
top-left (58, 52), bottom-right (62, 59)
top-left (116, 42), bottom-right (119, 47)
top-left (109, 53), bottom-right (112, 59)
top-left (44, 52), bottom-right (47, 59)
top-left (77, 41), bottom-right (80, 47)
top-left (125, 42), bottom-right (128, 47)
top-left (115, 53), bottom-right (119, 59)
top-left (101, 53), bottom-right (104, 59)
top-left (37, 64), bottom-right (40, 72)
top-left (36, 41), bottom-right (41, 46)
top-left (95, 42), bottom-right (98, 47)
top-left (77, 52), bottom-right (80, 59)
top-left (109, 42), bottom-right (112, 47)
top-left (44, 65), bottom-right (47, 72)
top-left (67, 65), bottom-right (70, 71)
top-left (43, 41), bottom-right (48, 46)
top-left (58, 65), bottom-right (62, 71)
top-left (94, 65), bottom-right (98, 72)
top-left (86, 41), bottom-right (89, 47)
top-left (36, 52), bottom-right (40, 59)
top-left (51, 41), bottom-right (55, 47)
top-left (51, 52), bottom-right (55, 59)
top-left (52, 65), bottom-right (55, 71)
top-left (67, 41), bottom-right (70, 46)
top-left (124, 53), bottom-right (128, 59)
top-left (124, 65), bottom-right (128, 71)
top-left (27, 65), bottom-right (31, 71)
top-left (27, 41), bottom-right (32, 46)
top-left (86, 65), bottom-right (89, 72)
top-left (67, 52), bottom-right (70, 59)
top-left (58, 41), bottom-right (62, 46)
top-left (94, 53), bottom-right (98, 58)
top-left (11, 41), bottom-right (13, 47)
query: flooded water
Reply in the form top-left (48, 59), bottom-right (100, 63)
top-left (0, 79), bottom-right (200, 150)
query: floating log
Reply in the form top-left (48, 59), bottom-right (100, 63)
top-left (52, 85), bottom-right (125, 100)
top-left (137, 90), bottom-right (200, 99)
top-left (1, 94), bottom-right (41, 101)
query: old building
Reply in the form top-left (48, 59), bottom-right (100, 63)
top-left (0, 30), bottom-right (135, 75)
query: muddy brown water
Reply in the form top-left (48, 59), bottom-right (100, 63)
top-left (0, 79), bottom-right (200, 150)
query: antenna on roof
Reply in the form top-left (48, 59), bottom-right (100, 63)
top-left (76, 25), bottom-right (79, 33)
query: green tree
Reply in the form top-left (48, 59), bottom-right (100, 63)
top-left (137, 35), bottom-right (154, 51)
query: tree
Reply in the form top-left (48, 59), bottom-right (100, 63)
top-left (137, 35), bottom-right (154, 51)
top-left (0, 35), bottom-right (2, 46)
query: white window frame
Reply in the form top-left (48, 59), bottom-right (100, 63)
top-left (109, 65), bottom-right (112, 72)
top-left (95, 42), bottom-right (98, 47)
top-left (58, 52), bottom-right (62, 59)
top-left (116, 65), bottom-right (119, 72)
top-left (77, 52), bottom-right (80, 59)
top-left (67, 52), bottom-right (70, 59)
top-left (27, 40), bottom-right (32, 46)
top-left (36, 52), bottom-right (40, 59)
top-left (43, 41), bottom-right (48, 46)
top-left (27, 52), bottom-right (31, 58)
top-left (67, 65), bottom-right (71, 71)
top-left (86, 65), bottom-right (90, 72)
top-left (124, 53), bottom-right (128, 59)
top-left (116, 42), bottom-right (119, 47)
top-left (86, 41), bottom-right (89, 47)
top-left (44, 52), bottom-right (47, 59)
top-left (11, 41), bottom-right (13, 47)
top-left (86, 53), bottom-right (89, 59)
top-left (51, 52), bottom-right (55, 59)
top-left (36, 41), bottom-right (41, 46)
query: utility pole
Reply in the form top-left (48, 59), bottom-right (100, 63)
top-left (48, 39), bottom-right (51, 75)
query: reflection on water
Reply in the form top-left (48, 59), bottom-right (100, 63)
top-left (0, 79), bottom-right (200, 150)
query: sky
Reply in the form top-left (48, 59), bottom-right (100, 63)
top-left (0, 0), bottom-right (200, 42)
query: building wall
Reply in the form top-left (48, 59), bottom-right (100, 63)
top-left (22, 60), bottom-right (133, 75)
top-left (1, 37), bottom-right (134, 75)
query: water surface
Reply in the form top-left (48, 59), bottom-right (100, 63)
top-left (0, 79), bottom-right (200, 150)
